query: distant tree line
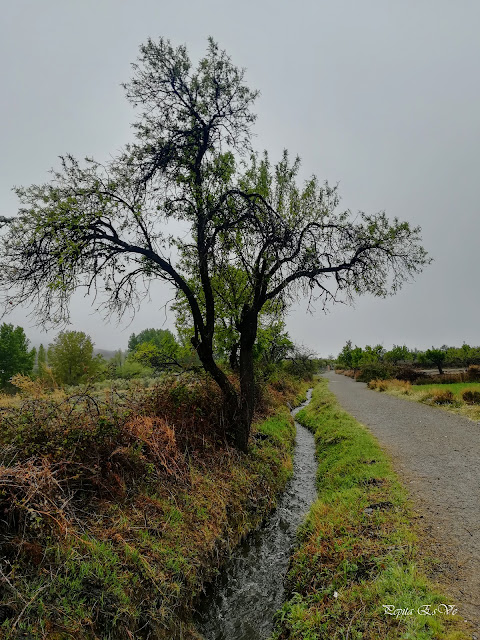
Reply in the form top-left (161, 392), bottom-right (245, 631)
top-left (336, 340), bottom-right (480, 376)
top-left (0, 321), bottom-right (321, 390)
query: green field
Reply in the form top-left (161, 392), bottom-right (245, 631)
top-left (412, 381), bottom-right (480, 397)
top-left (368, 379), bottom-right (480, 421)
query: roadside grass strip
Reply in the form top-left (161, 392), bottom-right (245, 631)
top-left (368, 379), bottom-right (480, 421)
top-left (270, 379), bottom-right (469, 640)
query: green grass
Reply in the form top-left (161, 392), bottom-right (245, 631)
top-left (269, 379), bottom-right (470, 640)
top-left (412, 381), bottom-right (480, 397)
top-left (370, 379), bottom-right (480, 421)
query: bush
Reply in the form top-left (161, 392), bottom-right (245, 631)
top-left (415, 372), bottom-right (464, 385)
top-left (462, 389), bottom-right (480, 405)
top-left (356, 363), bottom-right (394, 383)
top-left (466, 365), bottom-right (480, 382)
top-left (394, 367), bottom-right (420, 383)
top-left (368, 379), bottom-right (411, 394)
top-left (429, 390), bottom-right (454, 404)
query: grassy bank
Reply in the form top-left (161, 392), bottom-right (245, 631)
top-left (0, 375), bottom-right (308, 639)
top-left (270, 379), bottom-right (468, 640)
top-left (367, 378), bottom-right (480, 422)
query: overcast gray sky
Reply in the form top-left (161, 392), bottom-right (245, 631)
top-left (1, 0), bottom-right (479, 356)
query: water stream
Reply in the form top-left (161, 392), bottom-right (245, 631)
top-left (194, 389), bottom-right (318, 640)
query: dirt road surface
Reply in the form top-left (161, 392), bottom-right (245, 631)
top-left (324, 371), bottom-right (480, 629)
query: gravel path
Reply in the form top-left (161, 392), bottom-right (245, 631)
top-left (324, 371), bottom-right (480, 628)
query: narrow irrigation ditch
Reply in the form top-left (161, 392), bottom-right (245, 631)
top-left (194, 389), bottom-right (318, 640)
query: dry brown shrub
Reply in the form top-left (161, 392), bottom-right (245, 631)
top-left (121, 416), bottom-right (182, 477)
top-left (10, 374), bottom-right (49, 397)
top-left (140, 375), bottom-right (227, 450)
top-left (368, 379), bottom-right (411, 394)
top-left (466, 365), bottom-right (480, 381)
top-left (429, 389), bottom-right (454, 404)
top-left (0, 459), bottom-right (73, 540)
top-left (387, 379), bottom-right (411, 394)
top-left (461, 388), bottom-right (480, 405)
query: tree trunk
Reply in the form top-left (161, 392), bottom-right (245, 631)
top-left (193, 336), bottom-right (243, 446)
top-left (237, 307), bottom-right (258, 452)
top-left (229, 341), bottom-right (240, 372)
top-left (191, 314), bottom-right (257, 453)
top-left (437, 363), bottom-right (444, 375)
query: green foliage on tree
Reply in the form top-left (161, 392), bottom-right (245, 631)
top-left (0, 38), bottom-right (430, 450)
top-left (284, 344), bottom-right (318, 379)
top-left (445, 343), bottom-right (479, 368)
top-left (0, 323), bottom-right (36, 387)
top-left (47, 331), bottom-right (101, 385)
top-left (337, 340), bottom-right (480, 375)
top-left (419, 348), bottom-right (447, 375)
top-left (351, 346), bottom-right (364, 370)
top-left (128, 328), bottom-right (199, 372)
top-left (337, 340), bottom-right (354, 369)
top-left (113, 358), bottom-right (153, 380)
top-left (361, 344), bottom-right (385, 364)
top-left (337, 340), bottom-right (364, 370)
top-left (130, 342), bottom-right (173, 373)
top-left (253, 319), bottom-right (293, 367)
top-left (384, 344), bottom-right (410, 365)
top-left (128, 328), bottom-right (178, 354)
top-left (37, 343), bottom-right (47, 370)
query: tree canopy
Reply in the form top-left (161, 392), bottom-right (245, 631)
top-left (419, 348), bottom-right (447, 375)
top-left (47, 330), bottom-right (100, 385)
top-left (0, 323), bottom-right (36, 387)
top-left (0, 37), bottom-right (430, 449)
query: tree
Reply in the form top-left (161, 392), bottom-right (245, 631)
top-left (253, 319), bottom-right (293, 368)
top-left (284, 344), bottom-right (318, 379)
top-left (37, 343), bottom-right (47, 368)
top-left (0, 323), bottom-right (36, 387)
top-left (351, 346), bottom-right (364, 371)
top-left (47, 331), bottom-right (100, 385)
top-left (361, 344), bottom-right (385, 365)
top-left (35, 342), bottom-right (48, 378)
top-left (419, 348), bottom-right (446, 375)
top-left (384, 344), bottom-right (410, 365)
top-left (0, 38), bottom-right (430, 450)
top-left (459, 343), bottom-right (475, 368)
top-left (336, 341), bottom-right (364, 371)
top-left (128, 327), bottom-right (181, 370)
top-left (337, 340), bottom-right (354, 368)
top-left (128, 328), bottom-right (178, 354)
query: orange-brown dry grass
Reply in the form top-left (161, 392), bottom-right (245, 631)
top-left (368, 379), bottom-right (412, 393)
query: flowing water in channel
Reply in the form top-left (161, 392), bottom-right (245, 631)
top-left (195, 389), bottom-right (318, 640)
